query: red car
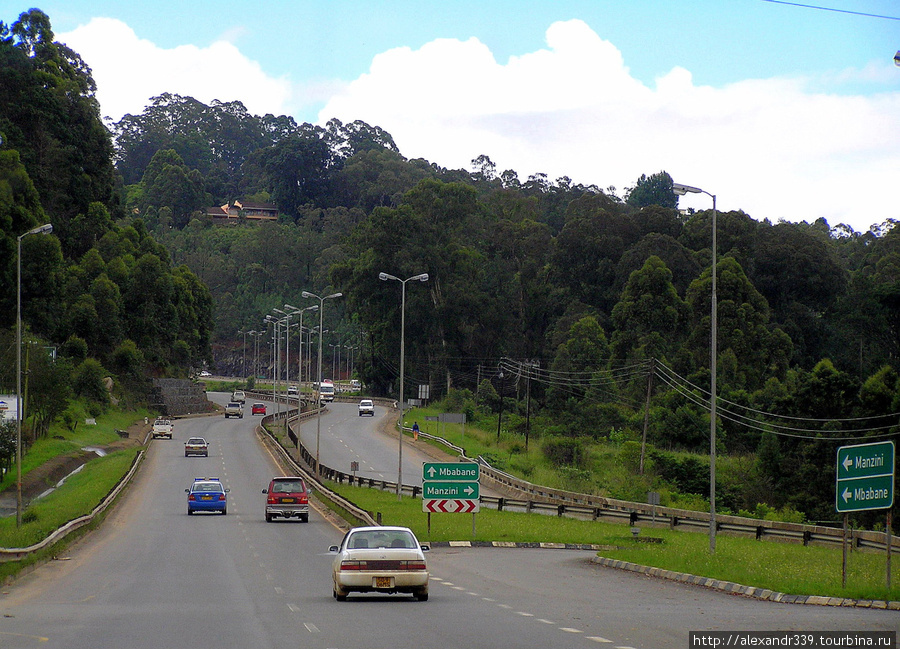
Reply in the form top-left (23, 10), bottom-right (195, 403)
top-left (263, 476), bottom-right (309, 522)
top-left (251, 402), bottom-right (266, 415)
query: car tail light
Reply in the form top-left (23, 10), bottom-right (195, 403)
top-left (267, 495), bottom-right (278, 505)
top-left (340, 560), bottom-right (367, 571)
top-left (218, 494), bottom-right (226, 501)
top-left (188, 494), bottom-right (196, 501)
top-left (401, 560), bottom-right (427, 571)
top-left (300, 494), bottom-right (308, 504)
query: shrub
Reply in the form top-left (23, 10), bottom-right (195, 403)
top-left (543, 436), bottom-right (585, 467)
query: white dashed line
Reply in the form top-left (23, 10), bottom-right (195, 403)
top-left (287, 603), bottom-right (300, 613)
top-left (304, 623), bottom-right (320, 633)
top-left (537, 619), bottom-right (555, 625)
top-left (516, 611), bottom-right (534, 617)
top-left (586, 637), bottom-right (613, 643)
top-left (560, 627), bottom-right (583, 634)
top-left (498, 604), bottom-right (513, 609)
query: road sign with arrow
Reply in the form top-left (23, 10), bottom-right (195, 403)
top-left (422, 462), bottom-right (480, 513)
top-left (835, 441), bottom-right (894, 513)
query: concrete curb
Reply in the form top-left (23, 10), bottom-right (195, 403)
top-left (427, 541), bottom-right (899, 610)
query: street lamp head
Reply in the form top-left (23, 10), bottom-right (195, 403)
top-left (672, 183), bottom-right (703, 196)
top-left (325, 292), bottom-right (342, 300)
top-left (379, 272), bottom-right (398, 282)
top-left (273, 307), bottom-right (286, 315)
top-left (284, 303), bottom-right (299, 311)
top-left (895, 50), bottom-right (900, 66)
top-left (413, 273), bottom-right (429, 282)
top-left (301, 291), bottom-right (316, 299)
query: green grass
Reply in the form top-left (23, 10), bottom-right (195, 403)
top-left (326, 481), bottom-right (900, 602)
top-left (0, 449), bottom-right (140, 549)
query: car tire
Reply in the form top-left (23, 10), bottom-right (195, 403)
top-left (301, 514), bottom-right (309, 523)
top-left (222, 508), bottom-right (227, 515)
top-left (415, 589), bottom-right (429, 602)
top-left (334, 585), bottom-right (348, 601)
top-left (265, 513), bottom-right (272, 522)
top-left (188, 509), bottom-right (194, 515)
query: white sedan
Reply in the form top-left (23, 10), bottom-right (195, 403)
top-left (329, 526), bottom-right (429, 601)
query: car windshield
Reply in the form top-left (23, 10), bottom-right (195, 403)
top-left (188, 438), bottom-right (204, 444)
top-left (347, 530), bottom-right (415, 549)
top-left (273, 481), bottom-right (304, 493)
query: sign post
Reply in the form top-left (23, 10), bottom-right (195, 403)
top-left (835, 441), bottom-right (895, 588)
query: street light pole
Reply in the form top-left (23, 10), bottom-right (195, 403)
top-left (379, 271), bottom-right (429, 499)
top-left (301, 290), bottom-right (342, 478)
top-left (17, 223), bottom-right (52, 527)
top-left (673, 182), bottom-right (717, 554)
top-left (286, 304), bottom-right (318, 401)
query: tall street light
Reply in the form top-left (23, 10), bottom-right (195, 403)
top-left (673, 182), bottom-right (718, 554)
top-left (301, 290), bottom-right (342, 478)
top-left (17, 222), bottom-right (53, 527)
top-left (285, 303), bottom-right (318, 400)
top-left (379, 271), bottom-right (429, 499)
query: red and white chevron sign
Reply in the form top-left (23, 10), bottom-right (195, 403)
top-left (423, 499), bottom-right (480, 513)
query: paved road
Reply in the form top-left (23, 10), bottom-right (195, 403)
top-left (0, 398), bottom-right (896, 648)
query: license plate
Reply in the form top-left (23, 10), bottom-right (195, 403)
top-left (281, 498), bottom-right (295, 503)
top-left (201, 496), bottom-right (213, 500)
top-left (375, 577), bottom-right (392, 588)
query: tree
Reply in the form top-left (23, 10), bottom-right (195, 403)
top-left (625, 171), bottom-right (677, 209)
top-left (610, 256), bottom-right (690, 364)
top-left (684, 256), bottom-right (792, 391)
top-left (0, 9), bottom-right (116, 227)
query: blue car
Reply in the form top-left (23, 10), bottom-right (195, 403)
top-left (186, 477), bottom-right (229, 515)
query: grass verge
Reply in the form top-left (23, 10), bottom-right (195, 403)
top-left (327, 480), bottom-right (900, 602)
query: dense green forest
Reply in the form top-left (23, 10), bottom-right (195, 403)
top-left (2, 9), bottom-right (899, 523)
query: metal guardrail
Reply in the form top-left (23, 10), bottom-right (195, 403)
top-left (0, 450), bottom-right (145, 562)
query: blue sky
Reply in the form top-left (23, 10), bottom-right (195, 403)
top-left (3, 1), bottom-right (899, 232)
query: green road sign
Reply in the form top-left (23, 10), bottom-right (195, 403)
top-left (422, 482), bottom-right (480, 499)
top-left (836, 441), bottom-right (895, 513)
top-left (837, 476), bottom-right (894, 512)
top-left (423, 462), bottom-right (479, 481)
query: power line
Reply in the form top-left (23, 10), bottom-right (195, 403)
top-left (761, 0), bottom-right (900, 21)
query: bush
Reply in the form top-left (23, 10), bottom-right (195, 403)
top-left (72, 358), bottom-right (110, 409)
top-left (543, 436), bottom-right (585, 467)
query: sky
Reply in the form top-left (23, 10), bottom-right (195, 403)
top-left (3, 1), bottom-right (900, 233)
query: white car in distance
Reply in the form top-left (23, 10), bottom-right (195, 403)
top-left (358, 399), bottom-right (375, 416)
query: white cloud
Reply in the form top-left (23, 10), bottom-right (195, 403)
top-left (58, 17), bottom-right (293, 120)
top-left (320, 19), bottom-right (900, 233)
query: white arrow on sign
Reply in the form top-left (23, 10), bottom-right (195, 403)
top-left (464, 485), bottom-right (475, 496)
top-left (427, 466), bottom-right (437, 478)
top-left (842, 487), bottom-right (852, 503)
top-left (842, 456), bottom-right (853, 472)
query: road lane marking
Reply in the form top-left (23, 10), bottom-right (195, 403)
top-left (304, 623), bottom-right (320, 633)
top-left (537, 619), bottom-right (555, 624)
top-left (516, 611), bottom-right (534, 617)
top-left (586, 637), bottom-right (612, 643)
top-left (560, 627), bottom-right (583, 633)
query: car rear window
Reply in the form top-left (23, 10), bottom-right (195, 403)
top-left (272, 480), bottom-right (305, 493)
top-left (194, 482), bottom-right (222, 492)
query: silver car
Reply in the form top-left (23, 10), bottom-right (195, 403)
top-left (329, 526), bottom-right (429, 601)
